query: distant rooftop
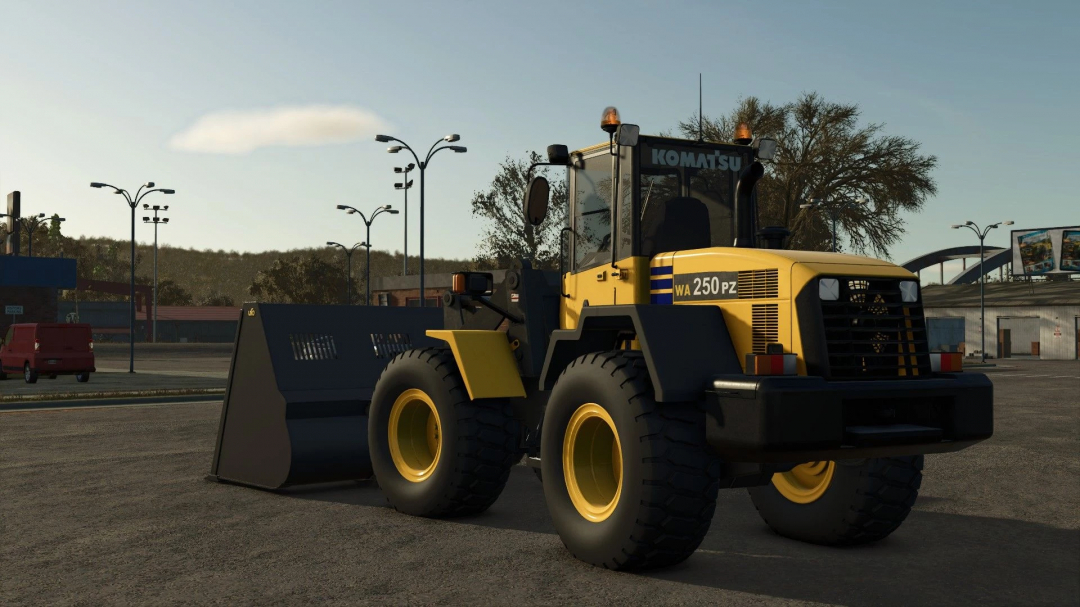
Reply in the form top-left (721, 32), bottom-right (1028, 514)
top-left (923, 281), bottom-right (1080, 308)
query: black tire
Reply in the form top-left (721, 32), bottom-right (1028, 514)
top-left (75, 372), bottom-right (90, 383)
top-left (24, 363), bottom-right (38, 384)
top-left (0, 372), bottom-right (7, 380)
top-left (541, 351), bottom-right (719, 571)
top-left (369, 348), bottom-right (519, 517)
top-left (748, 456), bottom-right (923, 546)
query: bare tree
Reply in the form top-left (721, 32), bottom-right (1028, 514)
top-left (679, 92), bottom-right (937, 257)
top-left (471, 151), bottom-right (569, 269)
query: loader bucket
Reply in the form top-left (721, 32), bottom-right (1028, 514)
top-left (209, 303), bottom-right (443, 489)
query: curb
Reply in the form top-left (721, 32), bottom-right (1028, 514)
top-left (0, 388), bottom-right (225, 404)
top-left (0, 393), bottom-right (224, 412)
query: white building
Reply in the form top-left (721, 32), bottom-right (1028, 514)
top-left (922, 282), bottom-right (1080, 360)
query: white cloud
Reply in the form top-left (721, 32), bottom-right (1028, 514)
top-left (169, 105), bottom-right (390, 154)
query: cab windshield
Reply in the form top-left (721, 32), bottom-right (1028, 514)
top-left (638, 141), bottom-right (742, 258)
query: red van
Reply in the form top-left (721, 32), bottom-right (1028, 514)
top-left (0, 323), bottom-right (95, 384)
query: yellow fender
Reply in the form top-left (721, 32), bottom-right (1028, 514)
top-left (425, 330), bottom-right (526, 400)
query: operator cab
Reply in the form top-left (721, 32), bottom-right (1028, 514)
top-left (571, 135), bottom-right (767, 275)
top-left (525, 107), bottom-right (777, 276)
top-left (523, 107), bottom-right (777, 320)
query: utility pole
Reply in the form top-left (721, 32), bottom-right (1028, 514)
top-left (394, 164), bottom-right (415, 276)
top-left (142, 205), bottom-right (170, 342)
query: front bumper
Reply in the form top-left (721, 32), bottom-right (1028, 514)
top-left (704, 373), bottom-right (993, 463)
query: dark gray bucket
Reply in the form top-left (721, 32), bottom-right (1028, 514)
top-left (209, 303), bottom-right (443, 489)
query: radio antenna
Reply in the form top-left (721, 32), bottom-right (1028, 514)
top-left (698, 73), bottom-right (704, 142)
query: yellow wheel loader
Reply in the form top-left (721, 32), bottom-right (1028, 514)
top-left (210, 108), bottom-right (993, 571)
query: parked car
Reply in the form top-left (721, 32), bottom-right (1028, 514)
top-left (0, 323), bottom-right (95, 384)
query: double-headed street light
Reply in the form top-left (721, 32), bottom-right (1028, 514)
top-left (375, 133), bottom-right (467, 306)
top-left (335, 204), bottom-right (399, 305)
top-left (0, 212), bottom-right (59, 257)
top-left (394, 163), bottom-right (415, 276)
top-left (142, 204), bottom-right (170, 343)
top-left (799, 197), bottom-right (867, 252)
top-left (326, 241), bottom-right (364, 305)
top-left (6, 213), bottom-right (49, 257)
top-left (90, 181), bottom-right (175, 373)
top-left (951, 219), bottom-right (1014, 363)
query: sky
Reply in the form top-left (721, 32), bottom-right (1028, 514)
top-left (1, 0), bottom-right (1077, 284)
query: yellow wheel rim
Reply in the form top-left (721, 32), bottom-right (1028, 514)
top-left (388, 389), bottom-right (442, 483)
top-left (563, 403), bottom-right (623, 522)
top-left (772, 461), bottom-right (835, 504)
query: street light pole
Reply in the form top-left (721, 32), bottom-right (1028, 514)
top-left (326, 241), bottom-right (364, 304)
top-left (799, 197), bottom-right (867, 252)
top-left (142, 205), bottom-right (170, 343)
top-left (951, 220), bottom-right (1014, 362)
top-left (91, 181), bottom-right (175, 372)
top-left (376, 133), bottom-right (466, 306)
top-left (10, 213), bottom-right (47, 257)
top-left (394, 163), bottom-right (415, 276)
top-left (335, 204), bottom-right (399, 305)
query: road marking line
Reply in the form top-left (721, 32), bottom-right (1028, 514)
top-left (695, 548), bottom-right (799, 559)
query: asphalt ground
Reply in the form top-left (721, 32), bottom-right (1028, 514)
top-left (0, 344), bottom-right (229, 399)
top-left (1, 360), bottom-right (1077, 606)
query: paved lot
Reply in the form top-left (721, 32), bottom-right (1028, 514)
top-left (0, 344), bottom-right (229, 399)
top-left (2, 360), bottom-right (1077, 605)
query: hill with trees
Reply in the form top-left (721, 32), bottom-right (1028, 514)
top-left (16, 220), bottom-right (479, 305)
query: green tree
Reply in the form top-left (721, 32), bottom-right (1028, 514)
top-left (156, 279), bottom-right (194, 306)
top-left (678, 92), bottom-right (937, 256)
top-left (248, 253), bottom-right (352, 304)
top-left (200, 293), bottom-right (236, 307)
top-left (471, 151), bottom-right (569, 269)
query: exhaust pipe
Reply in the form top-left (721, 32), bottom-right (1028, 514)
top-left (734, 161), bottom-right (764, 248)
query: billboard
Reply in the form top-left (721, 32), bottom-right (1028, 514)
top-left (1010, 226), bottom-right (1080, 275)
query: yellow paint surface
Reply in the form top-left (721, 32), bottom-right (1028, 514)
top-left (425, 330), bottom-right (526, 399)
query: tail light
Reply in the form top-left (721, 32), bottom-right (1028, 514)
top-left (450, 272), bottom-right (494, 296)
top-left (34, 340), bottom-right (40, 352)
top-left (89, 341), bottom-right (94, 351)
top-left (930, 352), bottom-right (962, 373)
top-left (745, 353), bottom-right (797, 375)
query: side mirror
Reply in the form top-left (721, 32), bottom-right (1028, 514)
top-left (546, 145), bottom-right (570, 165)
top-left (523, 176), bottom-right (550, 226)
top-left (616, 124), bottom-right (640, 147)
top-left (754, 137), bottom-right (777, 161)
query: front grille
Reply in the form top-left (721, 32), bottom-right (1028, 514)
top-left (751, 304), bottom-right (779, 353)
top-left (820, 278), bottom-right (930, 379)
top-left (738, 269), bottom-right (779, 299)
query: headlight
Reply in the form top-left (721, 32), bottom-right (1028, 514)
top-left (900, 280), bottom-right (919, 303)
top-left (819, 278), bottom-right (840, 301)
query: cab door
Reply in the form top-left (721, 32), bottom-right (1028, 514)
top-left (560, 147), bottom-right (647, 330)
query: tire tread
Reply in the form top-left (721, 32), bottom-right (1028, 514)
top-left (560, 351), bottom-right (719, 570)
top-left (751, 455), bottom-right (923, 546)
top-left (380, 347), bottom-right (519, 518)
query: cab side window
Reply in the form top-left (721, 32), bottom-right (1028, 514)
top-left (3, 327), bottom-right (12, 345)
top-left (573, 154), bottom-right (613, 271)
